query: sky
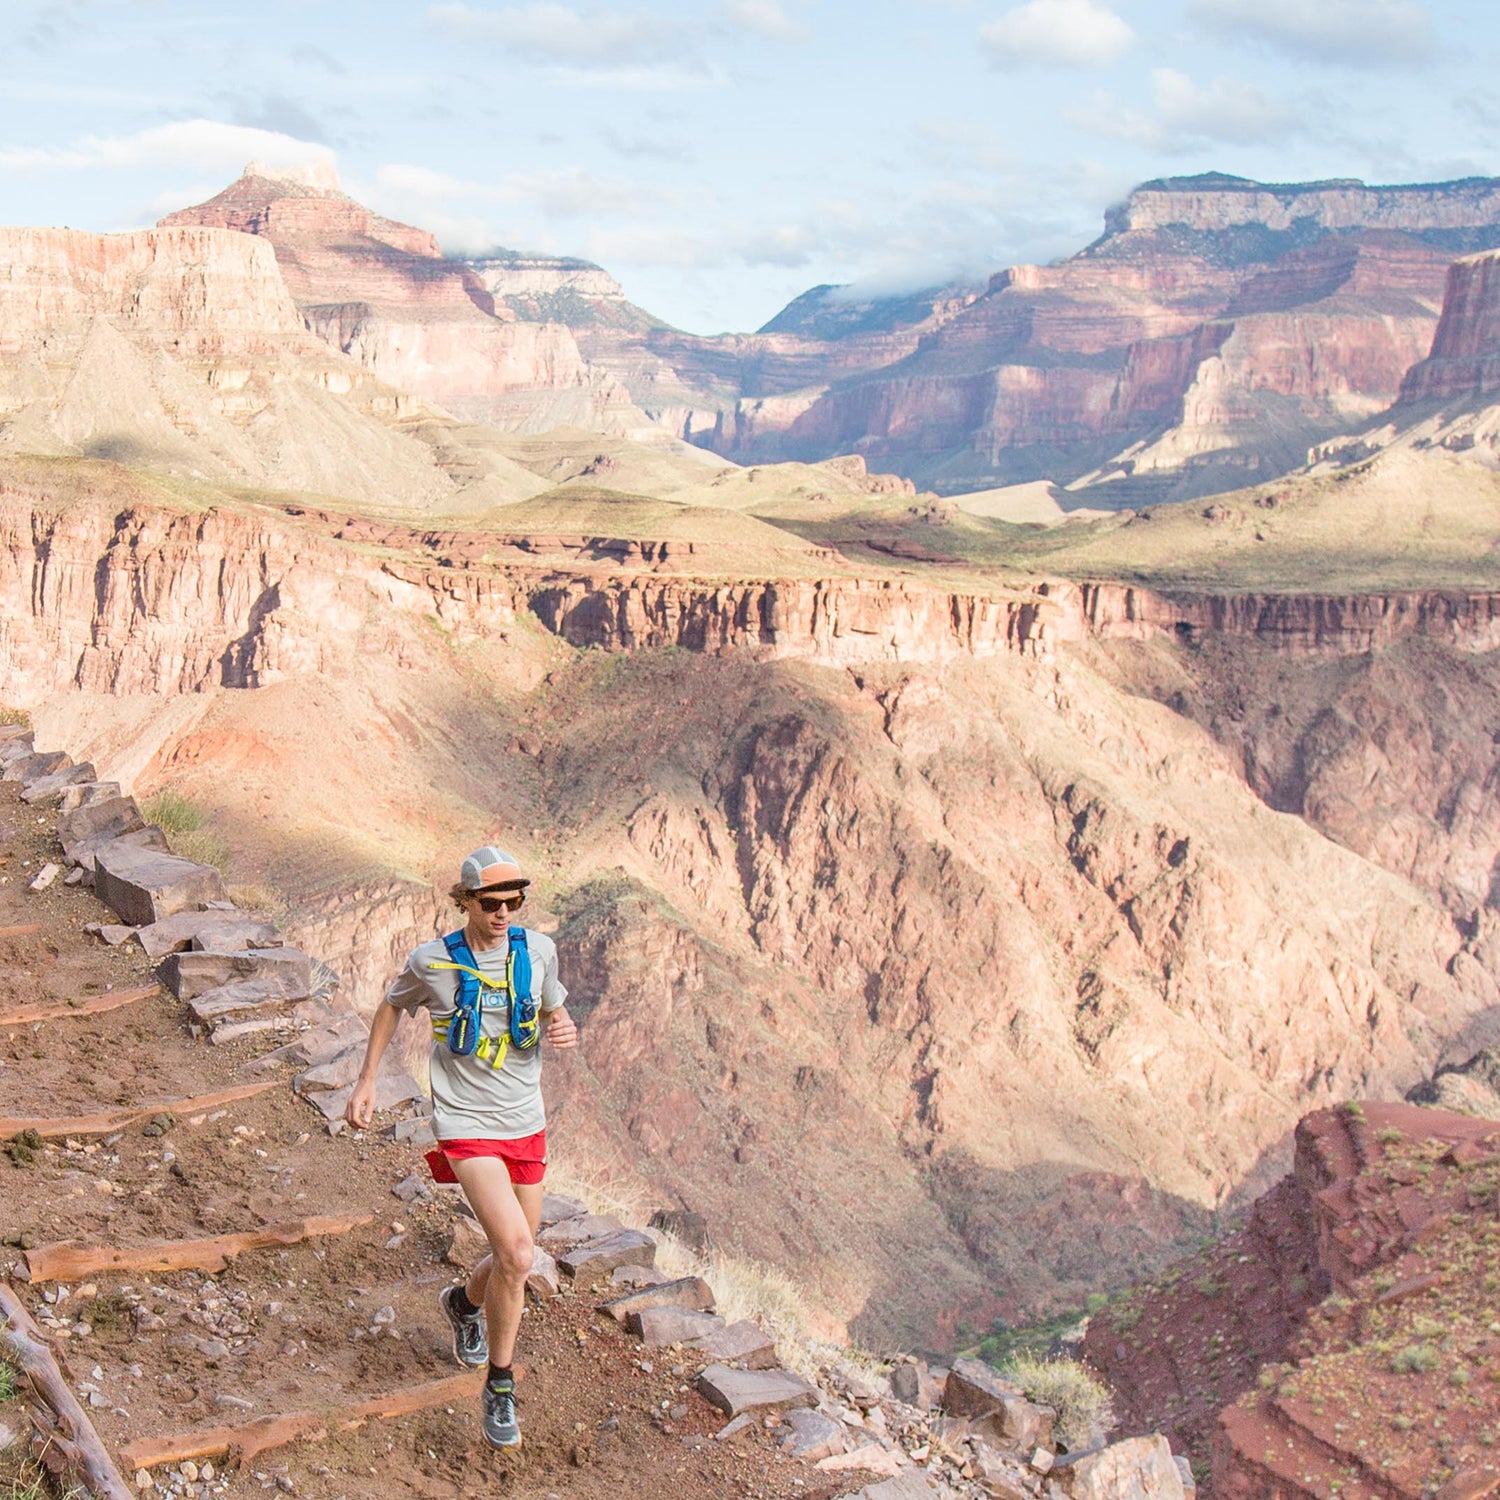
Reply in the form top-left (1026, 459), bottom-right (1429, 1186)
top-left (2, 0), bottom-right (1497, 335)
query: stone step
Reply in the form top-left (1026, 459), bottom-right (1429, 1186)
top-left (686, 1318), bottom-right (778, 1370)
top-left (137, 910), bottom-right (280, 962)
top-left (539, 1192), bottom-right (587, 1228)
top-left (56, 781), bottom-right (122, 814)
top-left (696, 1364), bottom-right (817, 1418)
top-left (631, 1306), bottom-right (724, 1347)
top-left (58, 797), bottom-right (147, 863)
top-left (94, 841), bottom-right (226, 926)
top-left (3, 749), bottom-right (69, 784)
top-left (537, 1213), bottom-right (623, 1251)
top-left (21, 763), bottom-right (98, 804)
top-left (190, 976), bottom-right (309, 1026)
top-left (599, 1275), bottom-right (716, 1325)
top-left (943, 1358), bottom-right (1024, 1419)
top-left (162, 947), bottom-right (311, 1002)
top-left (556, 1229), bottom-right (656, 1284)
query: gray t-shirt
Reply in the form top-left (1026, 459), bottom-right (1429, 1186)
top-left (383, 927), bottom-right (567, 1142)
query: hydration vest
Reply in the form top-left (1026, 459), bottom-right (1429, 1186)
top-left (429, 927), bottom-right (538, 1066)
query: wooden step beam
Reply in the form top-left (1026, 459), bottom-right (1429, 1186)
top-left (0, 984), bottom-right (159, 1028)
top-left (119, 1371), bottom-right (485, 1470)
top-left (0, 1080), bottom-right (280, 1141)
top-left (0, 1282), bottom-right (135, 1500)
top-left (0, 923), bottom-right (41, 939)
top-left (22, 1213), bottom-right (374, 1284)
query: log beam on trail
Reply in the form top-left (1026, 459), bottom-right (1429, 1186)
top-left (0, 1080), bottom-right (280, 1140)
top-left (22, 1213), bottom-right (374, 1283)
top-left (119, 1371), bottom-right (485, 1469)
top-left (0, 1282), bottom-right (135, 1500)
top-left (0, 984), bottom-right (159, 1028)
top-left (0, 923), bottom-right (41, 938)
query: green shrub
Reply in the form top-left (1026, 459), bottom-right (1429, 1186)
top-left (999, 1353), bottom-right (1115, 1449)
top-left (1391, 1343), bottom-right (1440, 1374)
top-left (0, 1358), bottom-right (14, 1402)
top-left (141, 789), bottom-right (229, 872)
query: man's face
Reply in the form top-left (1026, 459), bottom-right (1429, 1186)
top-left (465, 885), bottom-right (524, 945)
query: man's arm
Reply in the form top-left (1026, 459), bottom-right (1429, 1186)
top-left (345, 1002), bottom-right (403, 1129)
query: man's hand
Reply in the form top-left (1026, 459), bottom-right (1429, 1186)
top-left (545, 1008), bottom-right (579, 1050)
top-left (345, 1076), bottom-right (378, 1130)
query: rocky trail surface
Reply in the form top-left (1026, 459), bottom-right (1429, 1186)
top-left (0, 753), bottom-right (1204, 1500)
top-left (0, 770), bottom-right (873, 1500)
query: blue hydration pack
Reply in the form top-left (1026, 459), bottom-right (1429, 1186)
top-left (437, 927), bottom-right (537, 1058)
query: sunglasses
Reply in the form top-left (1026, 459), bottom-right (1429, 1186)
top-left (474, 892), bottom-right (523, 914)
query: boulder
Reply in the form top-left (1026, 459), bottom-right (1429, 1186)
top-left (69, 821), bottom-right (169, 870)
top-left (537, 1214), bottom-right (624, 1250)
top-left (696, 1363), bottom-right (817, 1417)
top-left (780, 1408), bottom-right (845, 1461)
top-left (648, 1207), bottom-right (711, 1253)
top-left (162, 947), bottom-right (311, 1001)
top-left (93, 841), bottom-right (226, 925)
top-left (1056, 1435), bottom-right (1185, 1500)
top-left (136, 910), bottom-right (280, 961)
top-left (630, 1306), bottom-right (724, 1346)
top-left (972, 1396), bottom-right (1057, 1455)
top-left (890, 1359), bottom-right (927, 1408)
top-left (444, 1216), bottom-right (489, 1270)
top-left (557, 1229), bottom-right (656, 1284)
top-left (598, 1276), bottom-right (716, 1324)
top-left (816, 1443), bottom-right (903, 1477)
top-left (245, 1012), bottom-right (368, 1071)
top-left (686, 1319), bottom-right (778, 1369)
top-left (943, 1358), bottom-right (1023, 1419)
top-left (610, 1264), bottom-right (671, 1290)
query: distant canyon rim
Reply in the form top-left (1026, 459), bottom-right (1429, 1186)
top-left (2, 163), bottom-right (1500, 1354)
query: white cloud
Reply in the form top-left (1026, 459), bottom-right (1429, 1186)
top-left (372, 159), bottom-right (659, 229)
top-left (1069, 68), bottom-right (1299, 150)
top-left (1191, 0), bottom-right (1434, 67)
top-left (429, 2), bottom-right (681, 66)
top-left (722, 0), bottom-right (810, 42)
top-left (0, 119), bottom-right (335, 176)
top-left (979, 0), bottom-right (1134, 69)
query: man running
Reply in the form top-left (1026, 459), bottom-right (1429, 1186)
top-left (346, 845), bottom-right (577, 1450)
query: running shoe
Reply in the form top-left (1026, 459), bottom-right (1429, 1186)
top-left (438, 1285), bottom-right (488, 1368)
top-left (482, 1376), bottom-right (521, 1449)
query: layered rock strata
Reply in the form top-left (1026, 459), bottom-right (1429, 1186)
top-left (161, 166), bottom-right (647, 434)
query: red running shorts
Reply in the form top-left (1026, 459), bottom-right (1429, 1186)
top-left (426, 1130), bottom-right (548, 1187)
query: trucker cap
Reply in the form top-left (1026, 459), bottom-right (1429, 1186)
top-left (458, 845), bottom-right (530, 892)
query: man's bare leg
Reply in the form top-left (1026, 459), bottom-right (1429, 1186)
top-left (452, 1161), bottom-right (540, 1368)
top-left (463, 1181), bottom-right (542, 1318)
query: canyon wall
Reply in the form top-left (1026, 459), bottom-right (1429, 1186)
top-left (1399, 248), bottom-right (1500, 403)
top-left (6, 479), bottom-right (1500, 1347)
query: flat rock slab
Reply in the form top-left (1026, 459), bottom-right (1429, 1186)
top-left (696, 1364), bottom-right (817, 1418)
top-left (631, 1306), bottom-right (724, 1346)
top-left (855, 1474), bottom-right (942, 1500)
top-left (137, 910), bottom-right (280, 961)
top-left (610, 1264), bottom-right (671, 1290)
top-left (20, 763), bottom-right (96, 804)
top-left (94, 841), bottom-right (226, 926)
top-left (68, 821), bottom-right (167, 870)
top-left (557, 1229), bottom-right (656, 1283)
top-left (246, 1012), bottom-right (369, 1072)
top-left (537, 1213), bottom-right (623, 1250)
top-left (539, 1192), bottom-right (587, 1227)
top-left (57, 790), bottom-right (137, 853)
top-left (164, 947), bottom-right (311, 1002)
top-left (599, 1276), bottom-right (716, 1324)
top-left (944, 1358), bottom-right (1024, 1419)
top-left (303, 1070), bottom-right (424, 1123)
top-left (687, 1319), bottom-right (778, 1370)
top-left (190, 977), bottom-right (307, 1026)
top-left (3, 750), bottom-right (68, 783)
top-left (56, 781), bottom-right (121, 813)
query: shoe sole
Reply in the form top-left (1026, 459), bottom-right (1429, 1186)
top-left (483, 1431), bottom-right (522, 1451)
top-left (438, 1288), bottom-right (488, 1369)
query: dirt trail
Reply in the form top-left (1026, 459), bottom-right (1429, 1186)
top-left (0, 780), bottom-right (857, 1500)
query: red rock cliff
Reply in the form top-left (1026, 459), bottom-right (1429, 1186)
top-left (1399, 248), bottom-right (1500, 402)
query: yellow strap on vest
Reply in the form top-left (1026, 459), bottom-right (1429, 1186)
top-left (430, 1016), bottom-right (510, 1071)
top-left (428, 958), bottom-right (512, 997)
